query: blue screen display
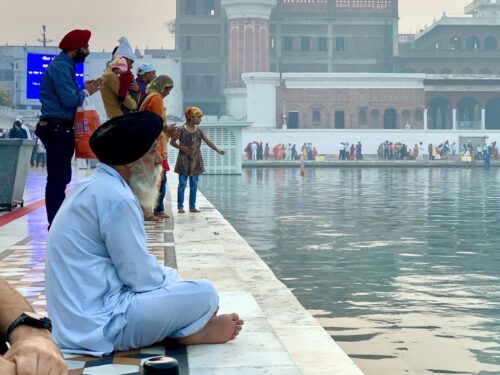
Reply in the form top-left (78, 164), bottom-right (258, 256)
top-left (26, 53), bottom-right (84, 100)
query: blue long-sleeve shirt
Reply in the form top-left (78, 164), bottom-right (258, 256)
top-left (39, 52), bottom-right (85, 121)
top-left (45, 164), bottom-right (170, 355)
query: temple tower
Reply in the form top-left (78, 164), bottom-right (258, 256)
top-left (221, 0), bottom-right (277, 121)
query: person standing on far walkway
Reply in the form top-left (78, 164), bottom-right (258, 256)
top-left (356, 141), bottom-right (363, 160)
top-left (36, 29), bottom-right (101, 226)
top-left (285, 143), bottom-right (292, 160)
top-left (257, 141), bottom-right (263, 160)
top-left (251, 142), bottom-right (258, 161)
top-left (171, 107), bottom-right (225, 213)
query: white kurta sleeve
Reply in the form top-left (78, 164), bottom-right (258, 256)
top-left (100, 199), bottom-right (166, 292)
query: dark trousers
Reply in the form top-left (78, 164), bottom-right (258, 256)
top-left (36, 119), bottom-right (74, 225)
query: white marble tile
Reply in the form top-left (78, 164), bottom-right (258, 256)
top-left (274, 326), bottom-right (364, 375)
top-left (218, 291), bottom-right (265, 318)
top-left (189, 366), bottom-right (302, 375)
top-left (65, 360), bottom-right (86, 370)
top-left (188, 332), bottom-right (295, 368)
top-left (146, 242), bottom-right (174, 247)
top-left (16, 286), bottom-right (44, 292)
top-left (82, 364), bottom-right (139, 374)
top-left (175, 240), bottom-right (225, 254)
top-left (0, 221), bottom-right (30, 254)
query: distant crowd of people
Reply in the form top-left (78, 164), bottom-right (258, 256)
top-left (244, 141), bottom-right (318, 161)
top-left (376, 140), bottom-right (457, 161)
top-left (461, 140), bottom-right (498, 161)
top-left (339, 141), bottom-right (363, 160)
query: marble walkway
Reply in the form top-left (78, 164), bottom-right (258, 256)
top-left (0, 166), bottom-right (364, 375)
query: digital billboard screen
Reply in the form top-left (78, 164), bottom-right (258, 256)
top-left (26, 53), bottom-right (84, 100)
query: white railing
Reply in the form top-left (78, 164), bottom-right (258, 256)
top-left (457, 120), bottom-right (482, 130)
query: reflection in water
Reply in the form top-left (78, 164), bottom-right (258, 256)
top-left (199, 168), bottom-right (500, 375)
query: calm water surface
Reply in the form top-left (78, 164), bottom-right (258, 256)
top-left (199, 168), bottom-right (500, 375)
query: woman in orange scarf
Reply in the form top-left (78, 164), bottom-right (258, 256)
top-left (139, 75), bottom-right (177, 220)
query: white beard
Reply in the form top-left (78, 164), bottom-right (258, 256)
top-left (128, 161), bottom-right (162, 209)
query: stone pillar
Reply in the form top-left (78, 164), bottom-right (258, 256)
top-left (424, 109), bottom-right (428, 130)
top-left (481, 108), bottom-right (486, 130)
top-left (452, 108), bottom-right (457, 130)
top-left (221, 0), bottom-right (277, 120)
top-left (222, 0), bottom-right (277, 87)
top-left (242, 72), bottom-right (280, 128)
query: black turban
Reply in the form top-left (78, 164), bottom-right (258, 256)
top-left (89, 112), bottom-right (163, 165)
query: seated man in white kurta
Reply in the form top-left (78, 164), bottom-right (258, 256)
top-left (45, 111), bottom-right (243, 356)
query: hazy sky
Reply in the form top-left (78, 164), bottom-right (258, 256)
top-left (0, 0), bottom-right (471, 51)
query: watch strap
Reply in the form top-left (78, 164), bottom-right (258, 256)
top-left (6, 312), bottom-right (52, 342)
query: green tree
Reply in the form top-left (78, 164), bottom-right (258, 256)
top-left (0, 86), bottom-right (14, 108)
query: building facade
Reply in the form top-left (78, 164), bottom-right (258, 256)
top-left (175, 0), bottom-right (500, 137)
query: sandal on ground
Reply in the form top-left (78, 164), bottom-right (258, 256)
top-left (189, 208), bottom-right (201, 213)
top-left (178, 208), bottom-right (186, 214)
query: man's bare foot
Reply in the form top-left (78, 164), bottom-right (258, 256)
top-left (178, 313), bottom-right (244, 345)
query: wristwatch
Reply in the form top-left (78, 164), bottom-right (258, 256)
top-left (6, 312), bottom-right (52, 342)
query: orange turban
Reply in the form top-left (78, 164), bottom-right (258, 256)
top-left (185, 107), bottom-right (203, 119)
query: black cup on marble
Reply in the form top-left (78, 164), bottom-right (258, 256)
top-left (143, 356), bottom-right (180, 375)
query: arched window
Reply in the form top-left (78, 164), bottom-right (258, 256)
top-left (422, 68), bottom-right (436, 74)
top-left (457, 97), bottom-right (481, 129)
top-left (384, 109), bottom-right (397, 129)
top-left (486, 97), bottom-right (500, 129)
top-left (358, 109), bottom-right (367, 126)
top-left (415, 110), bottom-right (424, 124)
top-left (462, 68), bottom-right (474, 74)
top-left (485, 36), bottom-right (497, 50)
top-left (440, 68), bottom-right (453, 74)
top-left (466, 36), bottom-right (480, 50)
top-left (450, 36), bottom-right (462, 50)
top-left (370, 109), bottom-right (380, 127)
top-left (427, 97), bottom-right (453, 130)
top-left (312, 110), bottom-right (321, 125)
